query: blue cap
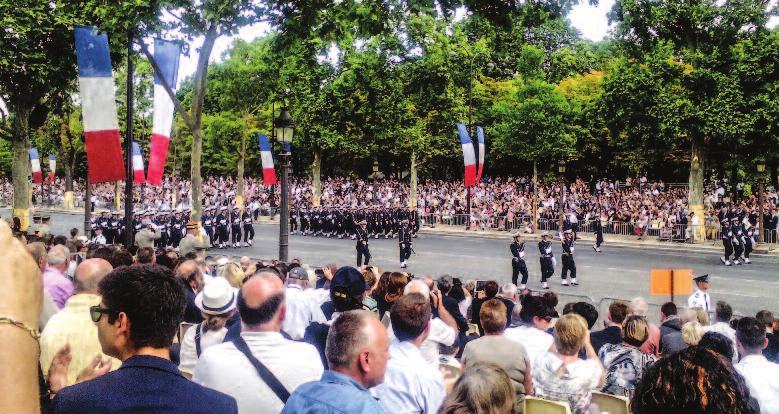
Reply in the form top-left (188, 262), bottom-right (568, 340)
top-left (331, 266), bottom-right (365, 299)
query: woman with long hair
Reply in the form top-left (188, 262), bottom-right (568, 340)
top-left (438, 363), bottom-right (516, 414)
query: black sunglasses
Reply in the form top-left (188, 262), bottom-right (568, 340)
top-left (90, 306), bottom-right (117, 323)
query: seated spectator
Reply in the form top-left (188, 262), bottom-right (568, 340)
top-left (44, 244), bottom-right (74, 309)
top-left (40, 259), bottom-right (118, 386)
top-left (756, 310), bottom-right (779, 363)
top-left (219, 262), bottom-right (245, 289)
top-left (371, 293), bottom-right (446, 413)
top-left (699, 331), bottom-right (735, 361)
top-left (504, 295), bottom-right (554, 364)
top-left (447, 277), bottom-right (472, 319)
top-left (283, 266), bottom-right (326, 340)
top-left (629, 297), bottom-right (660, 355)
top-left (590, 301), bottom-right (629, 354)
top-left (631, 347), bottom-right (754, 414)
top-left (53, 264), bottom-right (238, 413)
top-left (735, 317), bottom-right (779, 414)
top-left (281, 310), bottom-right (388, 414)
top-left (135, 247), bottom-right (155, 265)
top-left (569, 301), bottom-right (599, 330)
top-left (461, 298), bottom-right (532, 413)
top-left (193, 268), bottom-right (323, 414)
top-left (437, 275), bottom-right (470, 344)
top-left (109, 249), bottom-right (134, 268)
top-left (179, 277), bottom-right (236, 377)
top-left (471, 280), bottom-right (514, 335)
top-left (175, 260), bottom-right (205, 324)
top-left (704, 301), bottom-right (738, 361)
top-left (438, 363), bottom-right (516, 414)
top-left (682, 320), bottom-right (704, 346)
top-left (533, 314), bottom-right (604, 414)
top-left (373, 271), bottom-right (408, 318)
top-left (598, 315), bottom-right (657, 398)
top-left (659, 302), bottom-right (685, 355)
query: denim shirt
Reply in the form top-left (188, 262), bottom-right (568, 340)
top-left (280, 371), bottom-right (385, 414)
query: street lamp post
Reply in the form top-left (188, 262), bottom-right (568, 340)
top-left (757, 159), bottom-right (766, 245)
top-left (558, 160), bottom-right (566, 234)
top-left (274, 108), bottom-right (294, 262)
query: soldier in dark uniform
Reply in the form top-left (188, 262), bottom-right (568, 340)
top-left (742, 217), bottom-right (754, 265)
top-left (720, 216), bottom-right (733, 266)
top-left (411, 208), bottom-right (420, 236)
top-left (300, 208), bottom-right (310, 236)
top-left (731, 218), bottom-right (745, 265)
top-left (107, 212), bottom-right (121, 245)
top-left (538, 232), bottom-right (554, 290)
top-left (132, 211), bottom-right (143, 241)
top-left (289, 207), bottom-right (298, 235)
top-left (510, 232), bottom-right (529, 289)
top-left (216, 206), bottom-right (230, 249)
top-left (242, 207), bottom-right (254, 247)
top-left (592, 210), bottom-right (604, 252)
top-left (170, 210), bottom-right (185, 248)
top-left (560, 229), bottom-right (578, 286)
top-left (97, 211), bottom-right (111, 244)
top-left (202, 207), bottom-right (215, 247)
top-left (115, 212), bottom-right (125, 245)
top-left (355, 219), bottom-right (371, 267)
top-left (154, 211), bottom-right (168, 249)
top-left (398, 219), bottom-right (412, 268)
top-left (231, 206), bottom-right (242, 248)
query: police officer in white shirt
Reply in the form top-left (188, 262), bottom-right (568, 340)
top-left (687, 274), bottom-right (712, 315)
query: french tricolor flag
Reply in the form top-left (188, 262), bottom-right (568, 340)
top-left (132, 141), bottom-right (146, 184)
top-left (258, 134), bottom-right (277, 185)
top-left (74, 26), bottom-right (126, 183)
top-left (29, 148), bottom-right (42, 184)
top-left (475, 126), bottom-right (486, 182)
top-left (457, 123), bottom-right (477, 187)
top-left (146, 39), bottom-right (181, 186)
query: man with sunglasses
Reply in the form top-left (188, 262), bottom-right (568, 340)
top-left (53, 264), bottom-right (238, 413)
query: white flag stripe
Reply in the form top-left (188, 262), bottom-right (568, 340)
top-left (78, 77), bottom-right (120, 132)
top-left (31, 159), bottom-right (42, 172)
top-left (132, 155), bottom-right (144, 170)
top-left (461, 144), bottom-right (476, 166)
top-left (152, 84), bottom-right (175, 136)
top-left (261, 152), bottom-right (274, 168)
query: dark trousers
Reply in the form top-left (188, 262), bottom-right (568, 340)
top-left (105, 230), bottom-right (116, 244)
top-left (744, 238), bottom-right (753, 258)
top-left (357, 243), bottom-right (371, 266)
top-left (540, 258), bottom-right (554, 282)
top-left (231, 225), bottom-right (242, 243)
top-left (218, 227), bottom-right (229, 245)
top-left (733, 241), bottom-right (744, 259)
top-left (723, 239), bottom-right (733, 259)
top-left (170, 231), bottom-right (182, 248)
top-left (561, 254), bottom-right (576, 279)
top-left (512, 259), bottom-right (529, 285)
top-left (400, 244), bottom-right (411, 263)
top-left (204, 227), bottom-right (214, 245)
top-left (243, 224), bottom-right (254, 242)
top-left (595, 230), bottom-right (604, 247)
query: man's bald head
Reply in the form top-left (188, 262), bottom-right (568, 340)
top-left (238, 270), bottom-right (285, 331)
top-left (175, 259), bottom-right (202, 291)
top-left (175, 259), bottom-right (198, 277)
top-left (75, 258), bottom-right (113, 294)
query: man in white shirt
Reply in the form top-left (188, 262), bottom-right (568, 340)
top-left (703, 301), bottom-right (738, 361)
top-left (283, 267), bottom-right (326, 340)
top-left (735, 317), bottom-right (779, 414)
top-left (372, 293), bottom-right (446, 413)
top-left (504, 295), bottom-right (553, 365)
top-left (193, 269), bottom-right (324, 414)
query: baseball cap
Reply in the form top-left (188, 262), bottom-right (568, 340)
top-left (330, 266), bottom-right (366, 299)
top-left (288, 266), bottom-right (309, 281)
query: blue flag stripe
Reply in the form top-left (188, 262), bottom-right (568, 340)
top-left (153, 39), bottom-right (181, 87)
top-left (74, 26), bottom-right (113, 78)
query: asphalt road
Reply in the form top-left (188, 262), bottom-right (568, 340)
top-left (12, 210), bottom-right (779, 324)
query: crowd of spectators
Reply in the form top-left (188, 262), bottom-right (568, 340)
top-left (1, 219), bottom-right (778, 413)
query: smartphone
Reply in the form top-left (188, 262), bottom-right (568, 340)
top-left (314, 267), bottom-right (325, 279)
top-left (475, 280), bottom-right (487, 292)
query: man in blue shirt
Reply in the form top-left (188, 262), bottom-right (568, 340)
top-left (53, 264), bottom-right (237, 414)
top-left (282, 310), bottom-right (388, 413)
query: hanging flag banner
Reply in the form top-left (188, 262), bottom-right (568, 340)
top-left (74, 25), bottom-right (126, 183)
top-left (147, 39), bottom-right (182, 186)
top-left (29, 148), bottom-right (42, 184)
top-left (475, 126), bottom-right (485, 183)
top-left (456, 123), bottom-right (477, 187)
top-left (132, 141), bottom-right (146, 184)
top-left (258, 134), bottom-right (277, 186)
top-left (48, 154), bottom-right (56, 182)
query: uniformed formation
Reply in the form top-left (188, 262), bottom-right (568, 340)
top-left (291, 207), bottom-right (420, 240)
top-left (718, 207), bottom-right (757, 266)
top-left (510, 229), bottom-right (579, 290)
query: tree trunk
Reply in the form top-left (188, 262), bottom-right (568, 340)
top-left (60, 120), bottom-right (76, 208)
top-left (114, 181), bottom-right (121, 211)
top-left (191, 125), bottom-right (203, 222)
top-left (11, 103), bottom-right (32, 230)
top-left (236, 116), bottom-right (247, 212)
top-left (311, 149), bottom-right (322, 207)
top-left (409, 151), bottom-right (418, 210)
top-left (532, 160), bottom-right (538, 232)
top-left (688, 139), bottom-right (705, 242)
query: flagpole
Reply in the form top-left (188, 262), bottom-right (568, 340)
top-left (124, 31), bottom-right (135, 249)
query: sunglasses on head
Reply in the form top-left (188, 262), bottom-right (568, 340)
top-left (90, 305), bottom-right (117, 323)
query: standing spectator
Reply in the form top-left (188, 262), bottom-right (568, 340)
top-left (704, 301), bottom-right (738, 361)
top-left (175, 260), bottom-right (205, 324)
top-left (179, 277), bottom-right (236, 377)
top-left (631, 347), bottom-right (754, 414)
top-left (590, 301), bottom-right (628, 354)
top-left (283, 267), bottom-right (326, 340)
top-left (629, 297), bottom-right (660, 356)
top-left (598, 315), bottom-right (657, 398)
top-left (43, 244), bottom-right (74, 309)
top-left (505, 295), bottom-right (554, 364)
top-left (281, 311), bottom-right (389, 414)
top-left (438, 363), bottom-right (516, 414)
top-left (756, 310), bottom-right (779, 363)
top-left (461, 299), bottom-right (532, 413)
top-left (735, 317), bottom-right (779, 414)
top-left (193, 269), bottom-right (323, 414)
top-left (681, 320), bottom-right (704, 347)
top-left (40, 259), bottom-right (118, 386)
top-left (53, 264), bottom-right (238, 413)
top-left (371, 293), bottom-right (446, 413)
top-left (436, 275), bottom-right (470, 342)
top-left (533, 314), bottom-right (605, 414)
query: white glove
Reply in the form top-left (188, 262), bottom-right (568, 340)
top-left (546, 248), bottom-right (552, 254)
top-left (519, 252), bottom-right (525, 259)
top-left (570, 247), bottom-right (575, 253)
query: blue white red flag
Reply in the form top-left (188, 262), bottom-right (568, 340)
top-left (457, 123), bottom-right (477, 187)
top-left (29, 148), bottom-right (42, 184)
top-left (147, 39), bottom-right (181, 186)
top-left (258, 134), bottom-right (277, 185)
top-left (132, 141), bottom-right (146, 184)
top-left (74, 25), bottom-right (125, 183)
top-left (475, 126), bottom-right (485, 182)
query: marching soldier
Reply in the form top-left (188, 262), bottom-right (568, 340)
top-left (731, 218), bottom-right (745, 265)
top-left (510, 232), bottom-right (529, 289)
top-left (289, 208), bottom-right (298, 235)
top-left (216, 206), bottom-right (230, 249)
top-left (560, 229), bottom-right (578, 286)
top-left (688, 274), bottom-right (713, 315)
top-left (170, 210), bottom-right (185, 248)
top-left (720, 216), bottom-right (733, 266)
top-left (132, 211), bottom-right (143, 241)
top-left (592, 210), bottom-right (604, 252)
top-left (741, 216), bottom-right (754, 264)
top-left (355, 219), bottom-right (371, 267)
top-left (96, 211), bottom-right (110, 241)
top-left (230, 206), bottom-right (242, 248)
top-left (202, 207), bottom-right (215, 247)
top-left (91, 227), bottom-right (107, 245)
top-left (242, 207), bottom-right (254, 247)
top-left (398, 218), bottom-right (412, 268)
top-left (538, 231), bottom-right (554, 290)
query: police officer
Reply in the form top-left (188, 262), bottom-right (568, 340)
top-left (538, 231), bottom-right (554, 290)
top-left (216, 206), bottom-right (230, 249)
top-left (560, 229), bottom-right (578, 286)
top-left (720, 216), bottom-right (733, 266)
top-left (398, 218), bottom-right (412, 268)
top-left (242, 207), bottom-right (254, 247)
top-left (510, 232), bottom-right (529, 289)
top-left (355, 219), bottom-right (371, 266)
top-left (687, 274), bottom-right (712, 315)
